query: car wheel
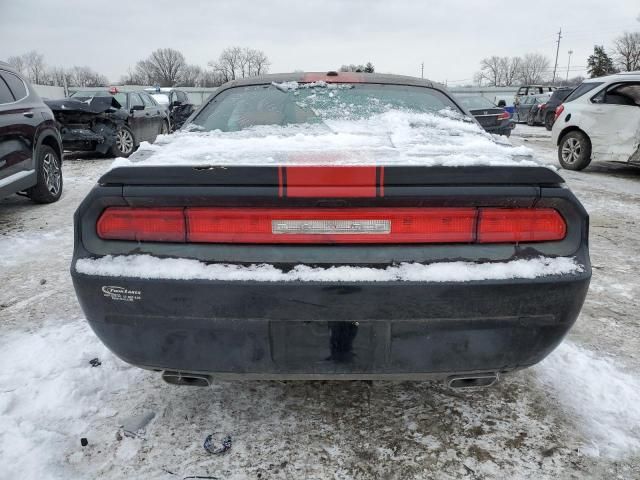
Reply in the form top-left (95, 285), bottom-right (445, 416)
top-left (544, 112), bottom-right (555, 131)
top-left (28, 144), bottom-right (63, 204)
top-left (110, 126), bottom-right (136, 158)
top-left (527, 112), bottom-right (535, 126)
top-left (558, 131), bottom-right (592, 171)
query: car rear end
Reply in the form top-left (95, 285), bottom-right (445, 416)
top-left (71, 163), bottom-right (591, 385)
top-left (468, 107), bottom-right (513, 136)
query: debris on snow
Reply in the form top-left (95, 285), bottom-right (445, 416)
top-left (203, 433), bottom-right (232, 455)
top-left (89, 358), bottom-right (101, 368)
top-left (120, 410), bottom-right (156, 439)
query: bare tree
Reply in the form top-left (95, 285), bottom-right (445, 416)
top-left (48, 66), bottom-right (73, 88)
top-left (70, 66), bottom-right (108, 87)
top-left (178, 65), bottom-right (202, 87)
top-left (476, 56), bottom-right (502, 86)
top-left (613, 32), bottom-right (640, 72)
top-left (246, 48), bottom-right (270, 76)
top-left (7, 55), bottom-right (25, 75)
top-left (476, 56), bottom-right (522, 86)
top-left (209, 46), bottom-right (269, 83)
top-left (22, 50), bottom-right (47, 84)
top-left (500, 57), bottom-right (521, 86)
top-left (339, 64), bottom-right (366, 72)
top-left (134, 48), bottom-right (186, 87)
top-left (518, 53), bottom-right (550, 84)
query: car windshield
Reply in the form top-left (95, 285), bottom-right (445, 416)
top-left (191, 82), bottom-right (462, 132)
top-left (151, 93), bottom-right (170, 105)
top-left (70, 90), bottom-right (127, 106)
top-left (457, 96), bottom-right (497, 109)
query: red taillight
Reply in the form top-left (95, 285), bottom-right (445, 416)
top-left (478, 208), bottom-right (566, 243)
top-left (97, 207), bottom-right (185, 242)
top-left (108, 86), bottom-right (119, 94)
top-left (555, 104), bottom-right (564, 120)
top-left (498, 111), bottom-right (510, 120)
top-left (186, 208), bottom-right (477, 244)
top-left (96, 207), bottom-right (566, 244)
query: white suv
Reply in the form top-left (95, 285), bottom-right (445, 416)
top-left (551, 72), bottom-right (640, 170)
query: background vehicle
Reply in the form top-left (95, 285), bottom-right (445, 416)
top-left (72, 72), bottom-right (590, 386)
top-left (527, 87), bottom-right (574, 129)
top-left (0, 62), bottom-right (63, 203)
top-left (457, 95), bottom-right (514, 136)
top-left (46, 88), bottom-right (169, 157)
top-left (514, 92), bottom-right (552, 123)
top-left (552, 72), bottom-right (640, 170)
top-left (514, 85), bottom-right (557, 106)
top-left (145, 87), bottom-right (195, 130)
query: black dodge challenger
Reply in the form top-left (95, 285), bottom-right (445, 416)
top-left (71, 72), bottom-right (591, 388)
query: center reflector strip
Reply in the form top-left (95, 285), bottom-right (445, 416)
top-left (272, 219), bottom-right (391, 235)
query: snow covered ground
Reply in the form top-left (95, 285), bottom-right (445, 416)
top-left (1, 130), bottom-right (640, 479)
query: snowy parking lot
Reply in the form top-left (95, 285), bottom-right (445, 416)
top-left (1, 127), bottom-right (639, 479)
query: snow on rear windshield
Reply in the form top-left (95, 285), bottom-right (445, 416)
top-left (113, 110), bottom-right (541, 169)
top-left (191, 83), bottom-right (463, 131)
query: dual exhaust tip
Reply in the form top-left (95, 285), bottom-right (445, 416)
top-left (162, 370), bottom-right (499, 390)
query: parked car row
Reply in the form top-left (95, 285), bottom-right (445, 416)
top-left (0, 60), bottom-right (200, 204)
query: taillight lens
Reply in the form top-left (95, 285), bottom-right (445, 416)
top-left (498, 111), bottom-right (510, 120)
top-left (96, 207), bottom-right (566, 244)
top-left (97, 207), bottom-right (185, 242)
top-left (478, 208), bottom-right (566, 243)
top-left (555, 104), bottom-right (564, 120)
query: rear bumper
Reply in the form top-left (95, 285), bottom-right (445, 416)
top-left (72, 263), bottom-right (590, 379)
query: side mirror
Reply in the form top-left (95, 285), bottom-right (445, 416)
top-left (130, 104), bottom-right (145, 112)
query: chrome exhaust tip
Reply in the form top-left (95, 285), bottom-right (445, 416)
top-left (447, 373), bottom-right (499, 390)
top-left (162, 371), bottom-right (212, 387)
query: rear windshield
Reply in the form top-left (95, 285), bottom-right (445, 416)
top-left (70, 90), bottom-right (127, 106)
top-left (457, 95), bottom-right (497, 109)
top-left (191, 83), bottom-right (462, 132)
top-left (564, 82), bottom-right (603, 103)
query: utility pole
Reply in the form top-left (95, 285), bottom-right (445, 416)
top-left (421, 62), bottom-right (424, 79)
top-left (566, 50), bottom-right (573, 82)
top-left (552, 27), bottom-right (562, 84)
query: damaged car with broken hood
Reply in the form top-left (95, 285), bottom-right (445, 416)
top-left (45, 88), bottom-right (170, 158)
top-left (71, 72), bottom-right (591, 389)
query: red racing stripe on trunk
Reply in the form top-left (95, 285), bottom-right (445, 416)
top-left (278, 166), bottom-right (284, 197)
top-left (285, 166), bottom-right (377, 198)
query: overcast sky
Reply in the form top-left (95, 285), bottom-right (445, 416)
top-left (1, 0), bottom-right (638, 84)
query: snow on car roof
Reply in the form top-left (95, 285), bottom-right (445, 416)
top-left (112, 110), bottom-right (545, 169)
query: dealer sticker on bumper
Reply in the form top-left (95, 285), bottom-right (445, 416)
top-left (102, 286), bottom-right (142, 302)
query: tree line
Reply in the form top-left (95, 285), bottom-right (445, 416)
top-left (5, 46), bottom-right (271, 88)
top-left (475, 30), bottom-right (640, 87)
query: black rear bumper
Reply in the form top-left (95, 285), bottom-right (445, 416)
top-left (72, 264), bottom-right (590, 379)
